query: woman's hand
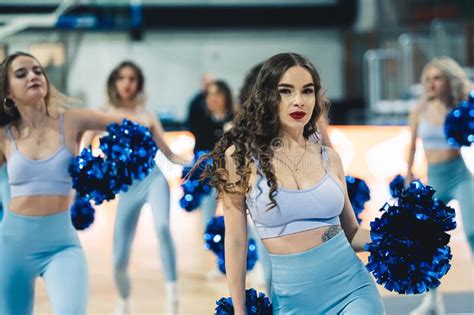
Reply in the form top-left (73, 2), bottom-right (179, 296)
top-left (170, 154), bottom-right (193, 166)
top-left (404, 172), bottom-right (416, 187)
top-left (350, 227), bottom-right (372, 252)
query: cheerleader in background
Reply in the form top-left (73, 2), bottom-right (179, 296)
top-left (187, 79), bottom-right (235, 230)
top-left (83, 61), bottom-right (189, 315)
top-left (407, 57), bottom-right (473, 315)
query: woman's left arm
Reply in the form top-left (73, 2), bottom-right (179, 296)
top-left (67, 108), bottom-right (129, 134)
top-left (65, 108), bottom-right (130, 155)
top-left (328, 148), bottom-right (371, 252)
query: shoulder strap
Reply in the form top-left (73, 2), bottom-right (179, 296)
top-left (59, 113), bottom-right (65, 144)
top-left (321, 145), bottom-right (330, 173)
top-left (5, 126), bottom-right (17, 150)
top-left (251, 154), bottom-right (266, 176)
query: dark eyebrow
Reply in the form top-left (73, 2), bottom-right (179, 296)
top-left (277, 83), bottom-right (314, 88)
top-left (13, 67), bottom-right (26, 73)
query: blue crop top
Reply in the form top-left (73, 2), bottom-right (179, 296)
top-left (417, 118), bottom-right (452, 150)
top-left (6, 114), bottom-right (74, 197)
top-left (246, 145), bottom-right (345, 239)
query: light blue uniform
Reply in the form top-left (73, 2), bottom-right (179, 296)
top-left (114, 168), bottom-right (177, 298)
top-left (0, 165), bottom-right (9, 222)
top-left (246, 146), bottom-right (385, 314)
top-left (427, 157), bottom-right (474, 253)
top-left (0, 209), bottom-right (88, 315)
top-left (0, 114), bottom-right (88, 314)
top-left (270, 231), bottom-right (384, 314)
top-left (418, 118), bottom-right (474, 253)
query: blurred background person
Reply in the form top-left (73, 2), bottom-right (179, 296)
top-left (186, 73), bottom-right (216, 137)
top-left (406, 57), bottom-right (473, 315)
top-left (187, 79), bottom-right (235, 229)
top-left (83, 60), bottom-right (188, 315)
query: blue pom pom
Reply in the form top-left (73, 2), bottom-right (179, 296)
top-left (204, 216), bottom-right (259, 274)
top-left (216, 239), bottom-right (258, 275)
top-left (69, 148), bottom-right (119, 204)
top-left (345, 176), bottom-right (371, 224)
top-left (389, 174), bottom-right (405, 198)
top-left (444, 92), bottom-right (474, 147)
top-left (365, 181), bottom-right (456, 294)
top-left (247, 238), bottom-right (258, 271)
top-left (179, 190), bottom-right (203, 212)
top-left (69, 120), bottom-right (157, 205)
top-left (70, 197), bottom-right (95, 230)
top-left (180, 151), bottom-right (212, 212)
top-left (389, 175), bottom-right (421, 199)
top-left (204, 216), bottom-right (225, 255)
top-left (215, 288), bottom-right (272, 315)
top-left (217, 252), bottom-right (226, 274)
top-left (99, 119), bottom-right (158, 181)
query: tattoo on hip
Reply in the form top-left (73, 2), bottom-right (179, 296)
top-left (321, 225), bottom-right (342, 243)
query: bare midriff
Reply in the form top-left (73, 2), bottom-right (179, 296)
top-left (262, 225), bottom-right (343, 255)
top-left (8, 195), bottom-right (73, 216)
top-left (425, 149), bottom-right (461, 164)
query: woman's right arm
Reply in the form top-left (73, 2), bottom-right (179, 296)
top-left (406, 106), bottom-right (420, 184)
top-left (222, 145), bottom-right (248, 315)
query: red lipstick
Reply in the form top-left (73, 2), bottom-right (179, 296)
top-left (289, 111), bottom-right (306, 120)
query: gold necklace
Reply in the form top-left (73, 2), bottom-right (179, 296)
top-left (273, 141), bottom-right (307, 172)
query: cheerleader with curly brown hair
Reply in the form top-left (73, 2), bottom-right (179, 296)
top-left (201, 52), bottom-right (385, 314)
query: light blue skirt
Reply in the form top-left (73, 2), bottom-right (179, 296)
top-left (270, 231), bottom-right (385, 315)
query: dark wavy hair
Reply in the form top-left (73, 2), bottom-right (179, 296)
top-left (0, 51), bottom-right (70, 127)
top-left (205, 80), bottom-right (234, 115)
top-left (199, 52), bottom-right (329, 209)
top-left (238, 62), bottom-right (263, 105)
top-left (107, 60), bottom-right (145, 107)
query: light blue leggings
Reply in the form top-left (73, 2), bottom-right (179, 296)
top-left (428, 156), bottom-right (474, 254)
top-left (270, 231), bottom-right (385, 314)
top-left (0, 165), bottom-right (9, 223)
top-left (201, 191), bottom-right (273, 295)
top-left (114, 168), bottom-right (177, 299)
top-left (0, 209), bottom-right (88, 315)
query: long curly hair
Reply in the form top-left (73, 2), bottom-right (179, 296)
top-left (199, 52), bottom-right (329, 209)
top-left (0, 52), bottom-right (71, 127)
top-left (421, 56), bottom-right (473, 107)
top-left (238, 62), bottom-right (263, 105)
